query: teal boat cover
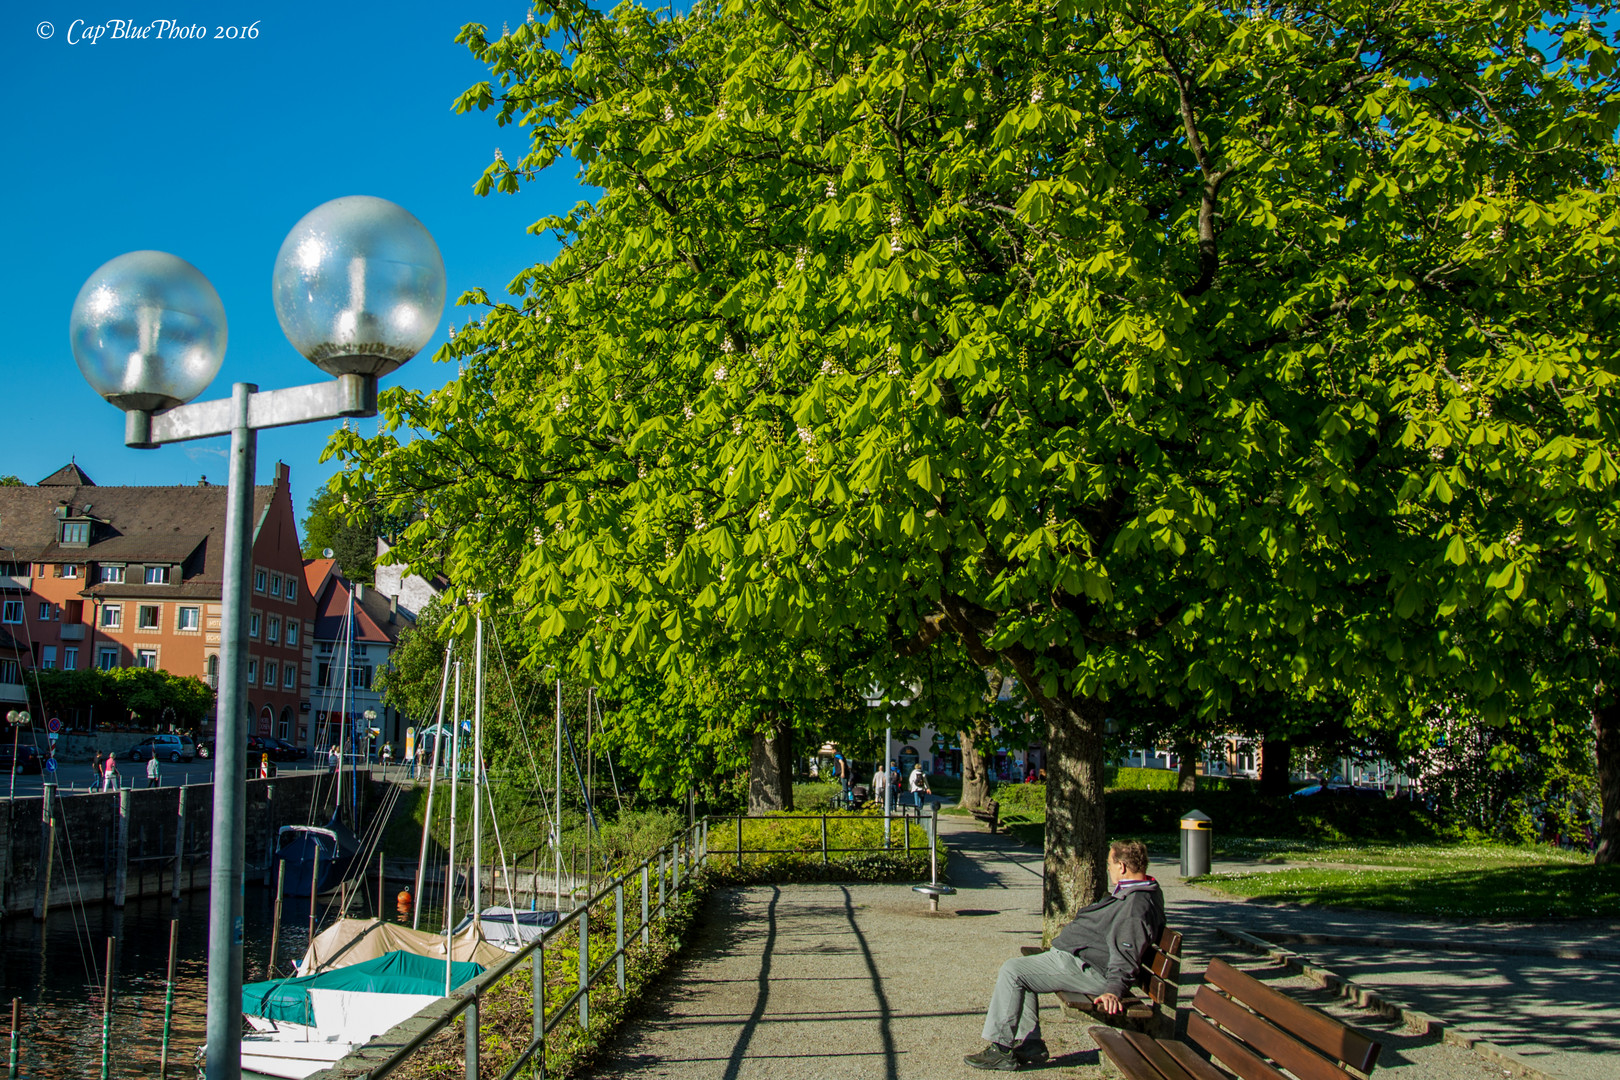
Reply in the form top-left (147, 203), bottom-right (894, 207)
top-left (242, 950), bottom-right (484, 1026)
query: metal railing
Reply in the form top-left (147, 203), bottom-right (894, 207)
top-left (719, 803), bottom-right (933, 866)
top-left (315, 818), bottom-right (712, 1080)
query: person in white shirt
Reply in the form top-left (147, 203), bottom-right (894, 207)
top-left (908, 763), bottom-right (931, 807)
top-left (871, 765), bottom-right (889, 808)
top-left (146, 754), bottom-right (161, 788)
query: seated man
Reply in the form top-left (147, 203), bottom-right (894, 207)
top-left (965, 839), bottom-right (1164, 1071)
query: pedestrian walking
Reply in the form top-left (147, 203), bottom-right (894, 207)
top-left (146, 754), bottom-right (161, 788)
top-left (908, 762), bottom-right (931, 808)
top-left (406, 744), bottom-right (419, 780)
top-left (102, 752), bottom-right (120, 792)
top-left (328, 745), bottom-right (340, 773)
top-left (382, 742), bottom-right (393, 768)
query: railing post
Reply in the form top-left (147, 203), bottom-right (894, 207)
top-left (577, 903), bottom-right (589, 1029)
top-left (464, 990), bottom-right (478, 1080)
top-left (820, 814), bottom-right (828, 867)
top-left (657, 852), bottom-right (666, 917)
top-left (736, 815), bottom-right (743, 869)
top-left (640, 865), bottom-right (650, 946)
top-left (673, 839), bottom-right (681, 894)
top-left (541, 939), bottom-right (554, 1062)
top-left (614, 882), bottom-right (625, 990)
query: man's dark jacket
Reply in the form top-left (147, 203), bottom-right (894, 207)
top-left (1048, 878), bottom-right (1165, 997)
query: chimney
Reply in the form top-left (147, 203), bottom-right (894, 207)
top-left (388, 593), bottom-right (398, 623)
top-left (274, 461), bottom-right (290, 487)
top-left (354, 582), bottom-right (365, 603)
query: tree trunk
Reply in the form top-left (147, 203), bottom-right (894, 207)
top-left (1595, 702), bottom-right (1620, 865)
top-left (1259, 737), bottom-right (1293, 797)
top-left (959, 729), bottom-right (990, 811)
top-left (746, 713), bottom-right (792, 815)
top-left (1176, 739), bottom-right (1198, 793)
top-left (1043, 694), bottom-right (1109, 941)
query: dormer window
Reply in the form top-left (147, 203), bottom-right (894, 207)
top-left (60, 521), bottom-right (89, 546)
top-left (145, 565), bottom-right (170, 585)
top-left (100, 565), bottom-right (125, 584)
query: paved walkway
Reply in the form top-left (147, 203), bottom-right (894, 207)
top-left (585, 820), bottom-right (1531, 1080)
top-left (1155, 853), bottom-right (1620, 1080)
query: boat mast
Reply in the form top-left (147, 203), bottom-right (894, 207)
top-left (445, 659), bottom-right (463, 995)
top-left (554, 678), bottom-right (562, 911)
top-left (471, 611), bottom-right (484, 934)
top-left (413, 641), bottom-right (454, 930)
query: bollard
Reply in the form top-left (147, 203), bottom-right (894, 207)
top-left (577, 903), bottom-right (589, 1028)
top-left (33, 785), bottom-right (56, 920)
top-left (531, 942), bottom-right (544, 1050)
top-left (171, 786), bottom-right (186, 901)
top-left (464, 989), bottom-right (479, 1080)
top-left (113, 789), bottom-right (130, 908)
top-left (1180, 810), bottom-right (1212, 877)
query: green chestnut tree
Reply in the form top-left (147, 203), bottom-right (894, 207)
top-left (330, 0), bottom-right (1620, 929)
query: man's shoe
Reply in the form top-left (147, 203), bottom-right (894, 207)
top-left (1014, 1039), bottom-right (1050, 1064)
top-left (964, 1045), bottom-right (1020, 1071)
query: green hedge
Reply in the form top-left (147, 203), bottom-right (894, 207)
top-left (1105, 789), bottom-right (1450, 843)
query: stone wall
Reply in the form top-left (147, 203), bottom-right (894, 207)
top-left (0, 771), bottom-right (379, 919)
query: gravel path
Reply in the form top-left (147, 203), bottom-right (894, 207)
top-left (585, 820), bottom-right (1520, 1080)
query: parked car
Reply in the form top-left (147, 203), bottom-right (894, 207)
top-left (263, 737), bottom-right (301, 762)
top-left (1289, 783), bottom-right (1385, 799)
top-left (126, 734), bottom-right (196, 763)
top-left (0, 743), bottom-right (43, 775)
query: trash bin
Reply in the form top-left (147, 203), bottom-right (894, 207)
top-left (1180, 809), bottom-right (1212, 878)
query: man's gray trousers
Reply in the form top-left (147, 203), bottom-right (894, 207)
top-left (980, 947), bottom-right (1110, 1046)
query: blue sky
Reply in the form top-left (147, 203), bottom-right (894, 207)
top-left (4, 1), bottom-right (581, 520)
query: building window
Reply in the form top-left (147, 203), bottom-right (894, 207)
top-left (0, 660), bottom-right (18, 685)
top-left (38, 602), bottom-right (53, 621)
top-left (317, 662), bottom-right (331, 688)
top-left (64, 599), bottom-right (83, 624)
top-left (285, 579), bottom-right (298, 602)
top-left (60, 521), bottom-right (89, 545)
top-left (265, 662), bottom-right (278, 687)
top-left (318, 641), bottom-right (334, 655)
top-left (278, 708), bottom-right (291, 741)
top-left (101, 604), bottom-right (122, 629)
top-left (270, 574), bottom-right (282, 597)
top-left (42, 646), bottom-right (56, 670)
top-left (61, 564), bottom-right (79, 579)
top-left (254, 569), bottom-right (267, 592)
top-left (250, 612), bottom-right (261, 638)
top-left (138, 605), bottom-right (161, 629)
top-left (354, 644), bottom-right (368, 658)
top-left (136, 649), bottom-right (158, 669)
top-left (98, 647), bottom-right (119, 670)
top-left (1, 601), bottom-right (20, 624)
top-left (283, 665), bottom-right (296, 689)
top-left (100, 565), bottom-right (125, 584)
top-left (268, 617), bottom-right (280, 644)
top-left (247, 659), bottom-right (258, 683)
top-left (63, 647), bottom-right (78, 670)
top-left (178, 606), bottom-right (200, 631)
top-left (145, 565), bottom-right (170, 585)
top-left (206, 654), bottom-right (219, 689)
top-left (349, 664), bottom-right (373, 690)
top-left (285, 621), bottom-right (298, 647)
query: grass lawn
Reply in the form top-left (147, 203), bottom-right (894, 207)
top-left (1194, 856), bottom-right (1619, 920)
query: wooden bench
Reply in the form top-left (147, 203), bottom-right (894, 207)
top-left (968, 798), bottom-right (1001, 834)
top-left (1090, 956), bottom-right (1382, 1080)
top-left (1023, 927), bottom-right (1183, 1036)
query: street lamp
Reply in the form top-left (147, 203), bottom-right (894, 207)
top-left (6, 709), bottom-right (30, 801)
top-left (363, 708), bottom-right (378, 765)
top-left (69, 195), bottom-right (444, 1080)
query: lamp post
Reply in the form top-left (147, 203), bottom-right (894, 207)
top-left (6, 709), bottom-right (30, 801)
top-left (69, 196), bottom-right (444, 1080)
top-left (363, 707), bottom-right (377, 765)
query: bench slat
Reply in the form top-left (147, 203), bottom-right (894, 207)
top-left (1123, 1029), bottom-right (1204, 1080)
top-left (1090, 1026), bottom-right (1197, 1080)
top-left (1185, 1011), bottom-right (1289, 1080)
top-left (1203, 958), bottom-right (1381, 1074)
top-left (1193, 985), bottom-right (1357, 1080)
top-left (1162, 1039), bottom-right (1232, 1080)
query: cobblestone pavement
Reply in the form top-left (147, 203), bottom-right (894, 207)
top-left (585, 819), bottom-right (1524, 1080)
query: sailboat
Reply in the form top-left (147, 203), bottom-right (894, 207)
top-left (221, 609), bottom-right (551, 1078)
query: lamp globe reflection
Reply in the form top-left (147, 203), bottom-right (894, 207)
top-left (69, 251), bottom-right (227, 412)
top-left (271, 195), bottom-right (446, 378)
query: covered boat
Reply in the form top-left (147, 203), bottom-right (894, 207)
top-left (451, 907), bottom-right (561, 949)
top-left (275, 819), bottom-right (360, 897)
top-left (230, 950), bottom-right (484, 1080)
top-left (297, 917), bottom-right (509, 975)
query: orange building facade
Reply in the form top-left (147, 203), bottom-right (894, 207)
top-left (0, 461), bottom-right (317, 744)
